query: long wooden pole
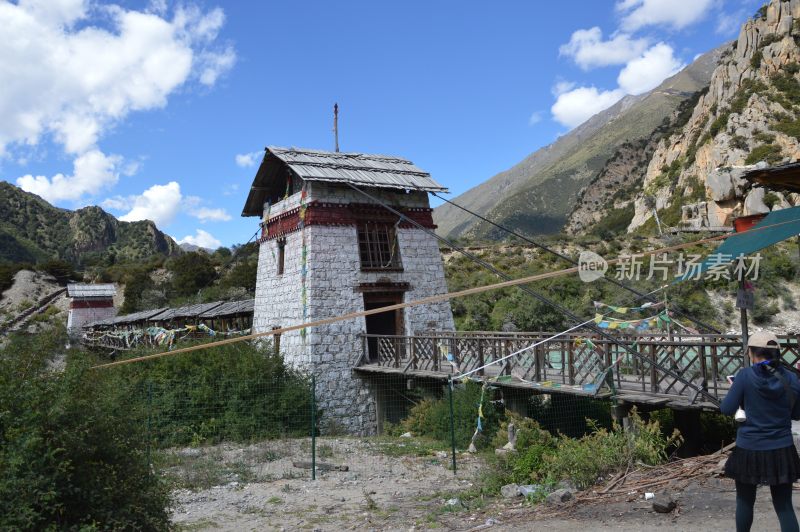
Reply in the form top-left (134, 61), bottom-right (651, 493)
top-left (91, 218), bottom-right (800, 370)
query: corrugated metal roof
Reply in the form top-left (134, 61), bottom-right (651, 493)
top-left (743, 161), bottom-right (800, 193)
top-left (67, 283), bottom-right (116, 298)
top-left (272, 147), bottom-right (446, 191)
top-left (150, 301), bottom-right (224, 321)
top-left (114, 307), bottom-right (169, 325)
top-left (198, 299), bottom-right (254, 318)
top-left (242, 146), bottom-right (447, 216)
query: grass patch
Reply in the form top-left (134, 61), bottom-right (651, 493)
top-left (745, 143), bottom-right (783, 165)
top-left (372, 436), bottom-right (450, 458)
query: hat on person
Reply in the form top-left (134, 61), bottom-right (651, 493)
top-left (748, 331), bottom-right (780, 349)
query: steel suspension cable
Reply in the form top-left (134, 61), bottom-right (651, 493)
top-left (432, 191), bottom-right (720, 334)
top-left (347, 183), bottom-right (722, 406)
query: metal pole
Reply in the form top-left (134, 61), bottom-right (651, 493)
top-left (448, 377), bottom-right (457, 475)
top-left (333, 103), bottom-right (339, 153)
top-left (311, 375), bottom-right (316, 481)
top-left (146, 380), bottom-right (153, 469)
top-left (739, 278), bottom-right (749, 368)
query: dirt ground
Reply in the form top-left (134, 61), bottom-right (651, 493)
top-left (169, 437), bottom-right (798, 531)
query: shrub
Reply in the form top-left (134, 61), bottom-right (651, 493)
top-left (709, 111), bottom-right (730, 137)
top-left (763, 192), bottom-right (781, 209)
top-left (114, 340), bottom-right (313, 446)
top-left (745, 143), bottom-right (783, 165)
top-left (591, 205), bottom-right (635, 238)
top-left (774, 119), bottom-right (800, 140)
top-left (38, 258), bottom-right (78, 285)
top-left (0, 328), bottom-right (171, 530)
top-left (498, 411), bottom-right (681, 490)
top-left (750, 49), bottom-right (763, 70)
top-left (771, 71), bottom-right (800, 106)
top-left (401, 381), bottom-right (501, 448)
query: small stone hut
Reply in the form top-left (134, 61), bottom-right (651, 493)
top-left (67, 283), bottom-right (117, 335)
top-left (242, 146), bottom-right (454, 434)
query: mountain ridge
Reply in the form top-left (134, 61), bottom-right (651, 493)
top-left (433, 43), bottom-right (725, 240)
top-left (0, 181), bottom-right (181, 265)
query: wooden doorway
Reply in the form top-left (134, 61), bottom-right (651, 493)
top-left (364, 292), bottom-right (404, 362)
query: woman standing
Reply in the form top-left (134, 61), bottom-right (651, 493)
top-left (721, 331), bottom-right (800, 532)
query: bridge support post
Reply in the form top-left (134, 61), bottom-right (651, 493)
top-left (503, 388), bottom-right (531, 417)
top-left (611, 402), bottom-right (633, 432)
top-left (673, 408), bottom-right (702, 457)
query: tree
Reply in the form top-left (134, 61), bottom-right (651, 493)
top-left (0, 328), bottom-right (171, 530)
top-left (168, 252), bottom-right (217, 297)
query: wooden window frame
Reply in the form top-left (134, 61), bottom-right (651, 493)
top-left (357, 222), bottom-right (402, 271)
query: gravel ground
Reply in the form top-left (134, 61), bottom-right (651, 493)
top-left (169, 438), bottom-right (800, 531)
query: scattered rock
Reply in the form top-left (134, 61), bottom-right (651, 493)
top-left (518, 484), bottom-right (543, 498)
top-left (556, 480), bottom-right (576, 491)
top-left (177, 448), bottom-right (202, 457)
top-left (446, 497), bottom-right (462, 507)
top-left (399, 432), bottom-right (412, 438)
top-left (506, 422), bottom-right (517, 451)
top-left (545, 488), bottom-right (574, 505)
top-left (500, 483), bottom-right (521, 498)
top-left (652, 493), bottom-right (677, 514)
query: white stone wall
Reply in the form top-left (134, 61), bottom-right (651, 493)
top-left (253, 183), bottom-right (453, 434)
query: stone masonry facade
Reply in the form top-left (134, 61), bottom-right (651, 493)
top-left (253, 181), bottom-right (454, 434)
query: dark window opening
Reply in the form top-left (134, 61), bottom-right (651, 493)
top-left (272, 326), bottom-right (281, 355)
top-left (277, 238), bottom-right (286, 275)
top-left (358, 222), bottom-right (401, 270)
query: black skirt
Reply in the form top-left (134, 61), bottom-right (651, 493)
top-left (724, 444), bottom-right (800, 485)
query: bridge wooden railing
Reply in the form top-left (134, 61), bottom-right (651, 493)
top-left (358, 332), bottom-right (800, 402)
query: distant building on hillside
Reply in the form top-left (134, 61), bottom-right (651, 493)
top-left (67, 283), bottom-right (117, 335)
top-left (242, 146), bottom-right (454, 435)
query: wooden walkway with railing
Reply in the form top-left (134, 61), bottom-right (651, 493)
top-left (354, 331), bottom-right (800, 411)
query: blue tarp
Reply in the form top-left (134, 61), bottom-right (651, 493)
top-left (677, 206), bottom-right (800, 282)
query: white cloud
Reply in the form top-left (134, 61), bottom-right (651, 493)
top-left (178, 229), bottom-right (221, 249)
top-left (16, 149), bottom-right (120, 202)
top-left (551, 86), bottom-right (625, 128)
top-left (100, 195), bottom-right (132, 211)
top-left (235, 151), bottom-right (262, 167)
top-left (559, 27), bottom-right (649, 70)
top-left (191, 206), bottom-right (232, 222)
top-left (222, 183), bottom-right (240, 196)
top-left (617, 0), bottom-right (717, 31)
top-left (118, 181), bottom-right (183, 226)
top-left (552, 80), bottom-right (577, 96)
top-left (551, 42), bottom-right (684, 129)
top-left (528, 111), bottom-right (544, 125)
top-left (716, 9), bottom-right (746, 35)
top-left (617, 43), bottom-right (684, 95)
top-left (0, 0), bottom-right (235, 159)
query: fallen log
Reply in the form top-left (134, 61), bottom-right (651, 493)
top-left (292, 461), bottom-right (349, 472)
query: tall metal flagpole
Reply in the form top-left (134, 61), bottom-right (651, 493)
top-left (333, 103), bottom-right (339, 153)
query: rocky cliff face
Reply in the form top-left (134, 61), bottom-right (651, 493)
top-left (434, 42), bottom-right (722, 240)
top-left (628, 0), bottom-right (800, 231)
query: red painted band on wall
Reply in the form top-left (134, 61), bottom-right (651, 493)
top-left (259, 201), bottom-right (436, 242)
top-left (69, 299), bottom-right (115, 309)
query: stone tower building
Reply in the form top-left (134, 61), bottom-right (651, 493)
top-left (242, 147), bottom-right (454, 434)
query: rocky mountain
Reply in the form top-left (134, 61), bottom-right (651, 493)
top-left (0, 181), bottom-right (181, 265)
top-left (626, 0), bottom-right (800, 232)
top-left (434, 46), bottom-right (724, 240)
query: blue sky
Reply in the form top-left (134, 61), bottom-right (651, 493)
top-left (0, 0), bottom-right (763, 248)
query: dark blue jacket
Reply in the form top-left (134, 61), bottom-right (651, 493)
top-left (720, 364), bottom-right (800, 450)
